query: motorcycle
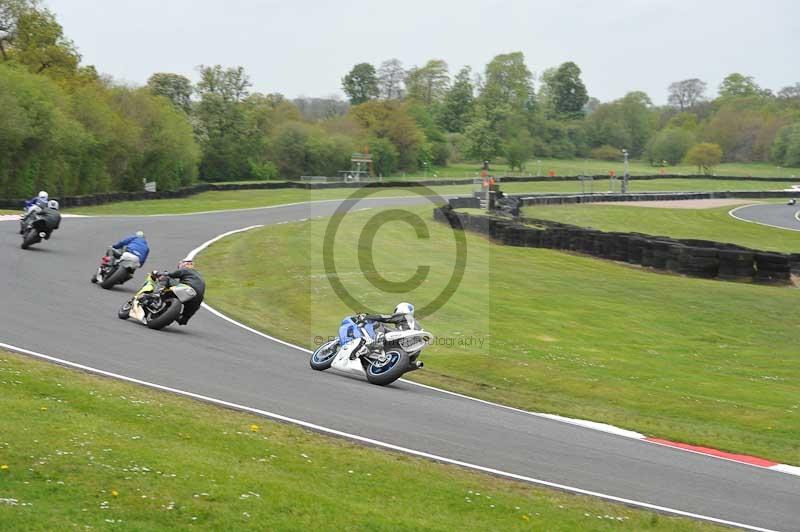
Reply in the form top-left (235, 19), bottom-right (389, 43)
top-left (310, 315), bottom-right (433, 386)
top-left (92, 250), bottom-right (137, 289)
top-left (118, 272), bottom-right (196, 330)
top-left (20, 210), bottom-right (54, 249)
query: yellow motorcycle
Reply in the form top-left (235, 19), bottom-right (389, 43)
top-left (118, 271), bottom-right (196, 330)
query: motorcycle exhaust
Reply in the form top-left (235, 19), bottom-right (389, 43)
top-left (407, 360), bottom-right (424, 371)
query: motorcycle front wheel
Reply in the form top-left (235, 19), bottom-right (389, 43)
top-left (365, 347), bottom-right (410, 386)
top-left (310, 339), bottom-right (339, 371)
top-left (118, 301), bottom-right (132, 320)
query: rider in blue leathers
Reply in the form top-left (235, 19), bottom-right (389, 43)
top-left (109, 231), bottom-right (150, 268)
top-left (19, 191), bottom-right (50, 234)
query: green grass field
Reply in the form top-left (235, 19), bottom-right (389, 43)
top-left (522, 204), bottom-right (800, 253)
top-left (64, 179), bottom-right (798, 216)
top-left (417, 159), bottom-right (800, 179)
top-left (195, 205), bottom-right (800, 464)
top-left (0, 351), bottom-right (717, 531)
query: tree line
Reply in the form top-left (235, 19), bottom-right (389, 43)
top-left (341, 58), bottom-right (800, 174)
top-left (2, 0), bottom-right (800, 200)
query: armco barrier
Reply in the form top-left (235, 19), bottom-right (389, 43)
top-left (433, 203), bottom-right (795, 285)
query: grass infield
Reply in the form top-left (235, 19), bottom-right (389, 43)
top-left (0, 350), bottom-right (718, 531)
top-left (196, 205), bottom-right (799, 464)
top-left (522, 203), bottom-right (800, 253)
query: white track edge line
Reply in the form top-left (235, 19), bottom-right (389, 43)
top-left (0, 340), bottom-right (778, 532)
top-left (729, 204), bottom-right (800, 232)
top-left (191, 224), bottom-right (800, 478)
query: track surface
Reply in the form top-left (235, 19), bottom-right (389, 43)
top-left (2, 198), bottom-right (799, 531)
top-left (731, 203), bottom-right (800, 231)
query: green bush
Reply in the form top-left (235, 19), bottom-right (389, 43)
top-left (684, 142), bottom-right (723, 175)
top-left (590, 144), bottom-right (622, 161)
top-left (646, 128), bottom-right (695, 165)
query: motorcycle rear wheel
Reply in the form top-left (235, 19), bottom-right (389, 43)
top-left (21, 229), bottom-right (38, 249)
top-left (145, 298), bottom-right (182, 330)
top-left (365, 347), bottom-right (410, 386)
top-left (101, 266), bottom-right (130, 289)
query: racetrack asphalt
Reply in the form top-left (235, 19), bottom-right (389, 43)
top-left (730, 203), bottom-right (800, 232)
top-left (2, 197), bottom-right (799, 531)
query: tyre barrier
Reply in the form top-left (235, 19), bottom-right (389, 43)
top-left (516, 190), bottom-right (798, 206)
top-left (433, 203), bottom-right (795, 285)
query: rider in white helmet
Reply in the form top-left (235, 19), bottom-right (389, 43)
top-left (20, 191), bottom-right (51, 233)
top-left (354, 302), bottom-right (418, 353)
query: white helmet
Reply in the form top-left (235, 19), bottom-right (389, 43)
top-left (135, 230), bottom-right (145, 238)
top-left (47, 200), bottom-right (59, 210)
top-left (38, 191), bottom-right (48, 201)
top-left (394, 302), bottom-right (414, 316)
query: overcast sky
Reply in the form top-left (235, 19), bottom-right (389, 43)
top-left (46, 0), bottom-right (799, 104)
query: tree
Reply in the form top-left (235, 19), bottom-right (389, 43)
top-left (9, 2), bottom-right (80, 76)
top-left (667, 78), bottom-right (707, 110)
top-left (349, 100), bottom-right (425, 170)
top-left (549, 61), bottom-right (588, 118)
top-left (147, 73), bottom-right (193, 113)
top-left (367, 136), bottom-right (399, 175)
top-left (462, 114), bottom-right (501, 160)
top-left (777, 83), bottom-right (800, 101)
top-left (685, 142), bottom-right (722, 174)
top-left (0, 0), bottom-right (29, 61)
top-left (505, 130), bottom-right (534, 171)
top-left (377, 58), bottom-right (405, 99)
top-left (646, 128), bottom-right (695, 165)
top-left (196, 64), bottom-right (251, 102)
top-left (585, 91), bottom-right (655, 156)
top-left (405, 59), bottom-right (450, 105)
top-left (718, 73), bottom-right (763, 99)
top-left (771, 123), bottom-right (800, 167)
top-left (341, 62), bottom-right (379, 105)
top-left (438, 66), bottom-right (474, 133)
top-left (481, 51), bottom-right (534, 115)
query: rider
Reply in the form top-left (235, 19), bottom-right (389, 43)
top-left (24, 191), bottom-right (49, 212)
top-left (159, 259), bottom-right (205, 326)
top-left (39, 200), bottom-right (61, 239)
top-left (354, 302), bottom-right (418, 352)
top-left (19, 191), bottom-right (49, 234)
top-left (108, 230), bottom-right (150, 269)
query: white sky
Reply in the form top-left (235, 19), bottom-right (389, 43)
top-left (45, 0), bottom-right (800, 104)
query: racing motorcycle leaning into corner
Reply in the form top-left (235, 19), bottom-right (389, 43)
top-left (117, 271), bottom-right (197, 330)
top-left (20, 200), bottom-right (61, 250)
top-left (309, 302), bottom-right (433, 386)
top-left (92, 249), bottom-right (139, 289)
top-left (92, 231), bottom-right (149, 289)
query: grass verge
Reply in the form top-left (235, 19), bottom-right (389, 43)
top-left (522, 204), bottom-right (800, 253)
top-left (419, 160), bottom-right (800, 179)
top-left (196, 205), bottom-right (800, 464)
top-left (0, 350), bottom-right (717, 531)
top-left (65, 179), bottom-right (797, 216)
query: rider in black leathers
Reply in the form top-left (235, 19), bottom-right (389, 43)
top-left (159, 259), bottom-right (206, 325)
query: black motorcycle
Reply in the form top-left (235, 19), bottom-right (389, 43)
top-left (91, 249), bottom-right (137, 289)
top-left (20, 211), bottom-right (54, 249)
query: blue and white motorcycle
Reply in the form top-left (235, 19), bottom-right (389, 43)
top-left (310, 315), bottom-right (433, 386)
